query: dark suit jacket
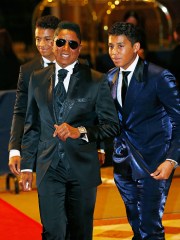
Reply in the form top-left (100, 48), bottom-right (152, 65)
top-left (8, 55), bottom-right (43, 151)
top-left (107, 58), bottom-right (180, 179)
top-left (21, 62), bottom-right (120, 188)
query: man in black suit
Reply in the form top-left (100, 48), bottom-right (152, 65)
top-left (8, 15), bottom-right (60, 174)
top-left (19, 21), bottom-right (120, 239)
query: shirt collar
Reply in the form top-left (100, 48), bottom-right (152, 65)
top-left (55, 61), bottom-right (78, 75)
top-left (42, 56), bottom-right (56, 67)
top-left (120, 55), bottom-right (139, 73)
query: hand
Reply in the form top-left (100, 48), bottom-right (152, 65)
top-left (150, 160), bottom-right (174, 180)
top-left (19, 172), bottom-right (33, 191)
top-left (9, 156), bottom-right (21, 175)
top-left (53, 123), bottom-right (80, 141)
top-left (98, 152), bottom-right (105, 166)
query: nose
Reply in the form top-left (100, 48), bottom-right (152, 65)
top-left (38, 39), bottom-right (46, 47)
top-left (63, 41), bottom-right (70, 50)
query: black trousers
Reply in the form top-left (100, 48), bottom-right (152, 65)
top-left (38, 161), bottom-right (97, 240)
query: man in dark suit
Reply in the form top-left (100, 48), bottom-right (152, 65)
top-left (8, 15), bottom-right (60, 174)
top-left (107, 22), bottom-right (180, 239)
top-left (19, 21), bottom-right (120, 240)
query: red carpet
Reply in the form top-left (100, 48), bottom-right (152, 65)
top-left (0, 198), bottom-right (42, 239)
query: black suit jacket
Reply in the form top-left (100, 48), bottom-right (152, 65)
top-left (21, 62), bottom-right (120, 188)
top-left (9, 55), bottom-right (43, 151)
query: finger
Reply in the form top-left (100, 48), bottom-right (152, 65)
top-left (150, 171), bottom-right (160, 177)
top-left (9, 164), bottom-right (20, 176)
top-left (53, 125), bottom-right (58, 137)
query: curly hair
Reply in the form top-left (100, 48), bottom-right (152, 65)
top-left (108, 22), bottom-right (141, 45)
top-left (36, 15), bottom-right (60, 30)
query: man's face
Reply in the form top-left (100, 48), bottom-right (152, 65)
top-left (35, 27), bottom-right (55, 60)
top-left (108, 34), bottom-right (139, 69)
top-left (53, 29), bottom-right (81, 68)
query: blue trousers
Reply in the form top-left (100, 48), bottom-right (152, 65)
top-left (114, 165), bottom-right (173, 240)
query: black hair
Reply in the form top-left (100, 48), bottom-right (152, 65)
top-left (36, 15), bottom-right (60, 30)
top-left (54, 21), bottom-right (81, 42)
top-left (108, 22), bottom-right (140, 45)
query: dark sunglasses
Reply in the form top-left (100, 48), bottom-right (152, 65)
top-left (56, 39), bottom-right (79, 50)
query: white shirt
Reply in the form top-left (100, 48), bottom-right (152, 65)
top-left (54, 61), bottom-right (77, 91)
top-left (42, 56), bottom-right (56, 67)
top-left (117, 55), bottom-right (139, 106)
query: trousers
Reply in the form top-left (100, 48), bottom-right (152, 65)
top-left (38, 160), bottom-right (97, 240)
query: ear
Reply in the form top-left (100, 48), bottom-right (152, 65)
top-left (78, 44), bottom-right (82, 54)
top-left (133, 42), bottom-right (140, 54)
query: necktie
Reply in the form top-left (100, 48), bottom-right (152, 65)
top-left (53, 69), bottom-right (69, 169)
top-left (47, 62), bottom-right (54, 66)
top-left (54, 69), bottom-right (68, 123)
top-left (121, 71), bottom-right (130, 106)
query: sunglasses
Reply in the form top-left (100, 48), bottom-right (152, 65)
top-left (56, 39), bottom-right (79, 50)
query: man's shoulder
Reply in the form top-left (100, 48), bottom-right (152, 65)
top-left (106, 66), bottom-right (119, 82)
top-left (32, 64), bottom-right (54, 78)
top-left (21, 55), bottom-right (42, 72)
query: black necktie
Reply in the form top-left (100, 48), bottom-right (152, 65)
top-left (47, 62), bottom-right (54, 66)
top-left (53, 69), bottom-right (69, 169)
top-left (54, 69), bottom-right (68, 123)
top-left (121, 71), bottom-right (130, 106)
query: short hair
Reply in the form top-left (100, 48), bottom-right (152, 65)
top-left (54, 21), bottom-right (81, 42)
top-left (108, 22), bottom-right (140, 45)
top-left (36, 15), bottom-right (60, 30)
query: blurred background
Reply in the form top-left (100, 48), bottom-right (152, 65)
top-left (0, 0), bottom-right (180, 68)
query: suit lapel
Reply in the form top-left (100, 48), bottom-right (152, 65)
top-left (47, 70), bottom-right (57, 123)
top-left (62, 74), bottom-right (79, 122)
top-left (122, 59), bottom-right (148, 120)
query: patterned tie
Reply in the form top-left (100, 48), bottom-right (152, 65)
top-left (121, 71), bottom-right (130, 106)
top-left (54, 69), bottom-right (68, 123)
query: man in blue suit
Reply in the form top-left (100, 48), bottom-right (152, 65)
top-left (107, 22), bottom-right (180, 239)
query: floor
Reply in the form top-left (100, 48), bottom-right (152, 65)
top-left (1, 166), bottom-right (180, 239)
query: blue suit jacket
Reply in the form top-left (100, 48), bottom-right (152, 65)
top-left (107, 58), bottom-right (180, 179)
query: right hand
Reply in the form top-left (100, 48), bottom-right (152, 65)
top-left (9, 156), bottom-right (21, 175)
top-left (19, 172), bottom-right (33, 191)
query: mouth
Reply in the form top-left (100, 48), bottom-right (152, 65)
top-left (61, 53), bottom-right (70, 58)
top-left (112, 58), bottom-right (121, 62)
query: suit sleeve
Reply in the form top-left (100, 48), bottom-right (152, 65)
top-left (86, 74), bottom-right (120, 141)
top-left (20, 74), bottom-right (40, 170)
top-left (8, 65), bottom-right (29, 151)
top-left (157, 69), bottom-right (180, 163)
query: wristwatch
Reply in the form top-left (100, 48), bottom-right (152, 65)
top-left (78, 126), bottom-right (87, 137)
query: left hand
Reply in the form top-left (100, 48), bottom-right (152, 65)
top-left (98, 152), bottom-right (105, 166)
top-left (53, 123), bottom-right (80, 141)
top-left (150, 160), bottom-right (175, 180)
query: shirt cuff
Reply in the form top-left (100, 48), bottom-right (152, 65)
top-left (9, 149), bottom-right (21, 158)
top-left (98, 149), bottom-right (105, 154)
top-left (21, 169), bottom-right (33, 172)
